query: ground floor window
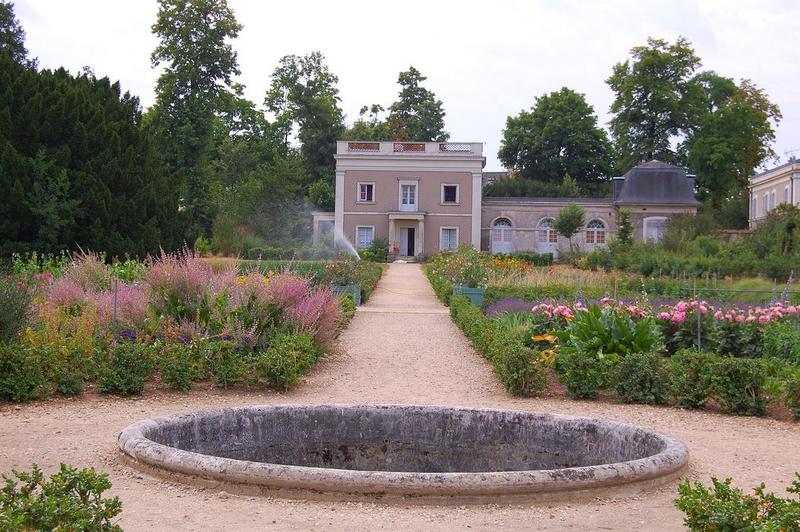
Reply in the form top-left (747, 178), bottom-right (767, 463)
top-left (585, 219), bottom-right (606, 244)
top-left (643, 217), bottom-right (667, 242)
top-left (356, 226), bottom-right (374, 249)
top-left (537, 218), bottom-right (557, 244)
top-left (440, 227), bottom-right (459, 250)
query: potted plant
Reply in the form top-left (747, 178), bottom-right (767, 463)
top-left (324, 255), bottom-right (362, 305)
top-left (448, 245), bottom-right (487, 306)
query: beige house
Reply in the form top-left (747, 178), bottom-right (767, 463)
top-left (749, 159), bottom-right (800, 227)
top-left (318, 141), bottom-right (700, 258)
top-left (333, 140), bottom-right (484, 257)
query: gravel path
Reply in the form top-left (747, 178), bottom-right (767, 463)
top-left (1, 263), bottom-right (799, 531)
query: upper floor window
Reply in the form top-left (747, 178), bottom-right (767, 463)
top-left (763, 193), bottom-right (769, 215)
top-left (441, 184), bottom-right (459, 204)
top-left (399, 182), bottom-right (417, 211)
top-left (770, 190), bottom-right (777, 210)
top-left (585, 219), bottom-right (606, 244)
top-left (785, 186), bottom-right (791, 204)
top-left (358, 183), bottom-right (374, 203)
top-left (751, 194), bottom-right (757, 218)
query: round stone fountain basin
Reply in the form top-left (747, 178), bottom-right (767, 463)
top-left (118, 405), bottom-right (688, 501)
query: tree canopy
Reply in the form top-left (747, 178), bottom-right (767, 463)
top-left (0, 1), bottom-right (26, 64)
top-left (607, 37), bottom-right (701, 170)
top-left (149, 0), bottom-right (243, 237)
top-left (498, 87), bottom-right (613, 193)
top-left (387, 67), bottom-right (449, 142)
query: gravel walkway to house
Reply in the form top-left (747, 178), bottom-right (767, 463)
top-left (1, 263), bottom-right (799, 531)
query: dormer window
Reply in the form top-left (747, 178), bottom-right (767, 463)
top-left (358, 183), bottom-right (374, 203)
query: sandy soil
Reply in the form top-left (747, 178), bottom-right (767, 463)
top-left (1, 263), bottom-right (799, 531)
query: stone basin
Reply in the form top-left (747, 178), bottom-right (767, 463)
top-left (118, 405), bottom-right (688, 501)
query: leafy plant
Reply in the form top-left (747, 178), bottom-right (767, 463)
top-left (98, 341), bottom-right (155, 396)
top-left (0, 278), bottom-right (32, 343)
top-left (207, 340), bottom-right (247, 389)
top-left (709, 357), bottom-right (768, 416)
top-left (669, 349), bottom-right (714, 409)
top-left (615, 352), bottom-right (670, 404)
top-left (555, 349), bottom-right (620, 399)
top-left (254, 333), bottom-right (318, 390)
top-left (158, 342), bottom-right (196, 391)
top-left (784, 371), bottom-right (800, 420)
top-left (675, 474), bottom-right (800, 531)
top-left (0, 343), bottom-right (44, 402)
top-left (0, 464), bottom-right (122, 531)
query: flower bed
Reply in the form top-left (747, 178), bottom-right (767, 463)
top-left (0, 250), bottom-right (372, 402)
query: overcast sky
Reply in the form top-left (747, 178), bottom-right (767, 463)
top-left (15, 0), bottom-right (800, 171)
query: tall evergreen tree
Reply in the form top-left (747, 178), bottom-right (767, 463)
top-left (388, 66), bottom-right (449, 142)
top-left (150, 0), bottom-right (242, 236)
top-left (0, 1), bottom-right (26, 64)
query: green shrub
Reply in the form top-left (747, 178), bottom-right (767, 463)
top-left (207, 340), bottom-right (247, 389)
top-left (0, 343), bottom-right (44, 402)
top-left (784, 372), bottom-right (800, 421)
top-left (488, 330), bottom-right (547, 396)
top-left (44, 345), bottom-right (87, 396)
top-left (709, 357), bottom-right (768, 416)
top-left (0, 463), bottom-right (122, 531)
top-left (425, 266), bottom-right (453, 305)
top-left (762, 321), bottom-right (800, 363)
top-left (669, 349), bottom-right (714, 409)
top-left (158, 342), bottom-right (195, 391)
top-left (337, 294), bottom-right (356, 329)
top-left (555, 350), bottom-right (620, 400)
top-left (255, 333), bottom-right (317, 390)
top-left (360, 238), bottom-right (389, 263)
top-left (615, 352), bottom-right (670, 404)
top-left (675, 474), bottom-right (800, 531)
top-left (98, 341), bottom-right (155, 396)
top-left (450, 296), bottom-right (548, 397)
top-left (323, 256), bottom-right (384, 303)
top-left (507, 251), bottom-right (553, 266)
top-left (0, 278), bottom-right (32, 343)
top-left (584, 249), bottom-right (613, 272)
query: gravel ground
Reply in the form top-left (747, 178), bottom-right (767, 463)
top-left (1, 263), bottom-right (799, 531)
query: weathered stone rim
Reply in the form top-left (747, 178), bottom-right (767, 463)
top-left (117, 404), bottom-right (689, 500)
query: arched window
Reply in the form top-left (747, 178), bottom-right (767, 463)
top-left (585, 219), bottom-right (606, 244)
top-left (491, 217), bottom-right (514, 253)
top-left (537, 218), bottom-right (557, 244)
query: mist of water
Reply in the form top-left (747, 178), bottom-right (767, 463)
top-left (333, 226), bottom-right (361, 260)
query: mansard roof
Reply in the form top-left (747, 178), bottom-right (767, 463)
top-left (613, 160), bottom-right (699, 206)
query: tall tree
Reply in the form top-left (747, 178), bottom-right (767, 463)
top-left (343, 104), bottom-right (391, 141)
top-left (607, 37), bottom-right (701, 170)
top-left (498, 87), bottom-right (613, 192)
top-left (554, 204), bottom-right (586, 253)
top-left (150, 0), bottom-right (242, 236)
top-left (264, 51), bottom-right (344, 185)
top-left (388, 66), bottom-right (449, 142)
top-left (0, 52), bottom-right (184, 256)
top-left (0, 1), bottom-right (26, 64)
top-left (684, 78), bottom-right (781, 219)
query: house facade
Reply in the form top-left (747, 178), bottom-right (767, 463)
top-left (333, 140), bottom-right (484, 257)
top-left (748, 159), bottom-right (800, 227)
top-left (324, 140), bottom-right (700, 258)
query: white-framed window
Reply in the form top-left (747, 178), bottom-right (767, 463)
top-left (751, 194), bottom-right (757, 219)
top-left (784, 186), bottom-right (790, 205)
top-left (357, 182), bottom-right (374, 203)
top-left (440, 227), bottom-right (459, 250)
top-left (355, 226), bottom-right (374, 249)
top-left (585, 219), bottom-right (606, 244)
top-left (441, 184), bottom-right (459, 204)
top-left (399, 180), bottom-right (418, 212)
top-left (537, 218), bottom-right (558, 244)
top-left (763, 193), bottom-right (769, 215)
top-left (643, 216), bottom-right (668, 242)
top-left (491, 217), bottom-right (514, 253)
top-left (770, 190), bottom-right (777, 210)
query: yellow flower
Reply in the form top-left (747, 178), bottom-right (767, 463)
top-left (532, 334), bottom-right (556, 344)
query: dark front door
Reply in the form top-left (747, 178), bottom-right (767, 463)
top-left (407, 227), bottom-right (415, 256)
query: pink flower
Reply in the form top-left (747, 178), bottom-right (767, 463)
top-left (658, 312), bottom-right (671, 320)
top-left (787, 306), bottom-right (798, 315)
top-left (736, 315), bottom-right (745, 323)
top-left (758, 315), bottom-right (769, 324)
top-left (714, 311), bottom-right (723, 319)
top-left (672, 312), bottom-right (686, 324)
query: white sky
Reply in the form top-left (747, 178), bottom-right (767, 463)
top-left (15, 0), bottom-right (800, 171)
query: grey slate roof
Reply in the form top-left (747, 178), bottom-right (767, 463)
top-left (613, 160), bottom-right (699, 206)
